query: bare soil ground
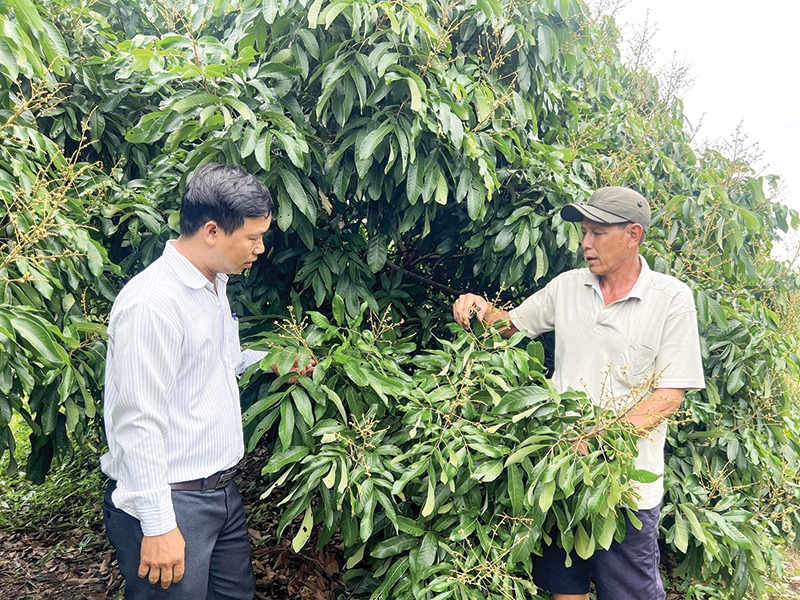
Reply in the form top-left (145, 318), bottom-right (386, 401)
top-left (0, 447), bottom-right (342, 600)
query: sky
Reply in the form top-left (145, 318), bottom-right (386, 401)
top-left (613, 0), bottom-right (800, 218)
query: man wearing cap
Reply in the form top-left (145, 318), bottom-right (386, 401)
top-left (453, 187), bottom-right (705, 600)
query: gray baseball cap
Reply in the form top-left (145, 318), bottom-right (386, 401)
top-left (560, 187), bottom-right (650, 229)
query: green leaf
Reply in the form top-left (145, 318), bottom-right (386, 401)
top-left (342, 359), bottom-right (369, 387)
top-left (11, 0), bottom-right (44, 38)
top-left (673, 510), bottom-right (689, 553)
top-left (493, 386), bottom-right (550, 414)
top-left (371, 534), bottom-right (418, 558)
top-left (291, 505), bottom-right (314, 552)
top-left (534, 245), bottom-right (548, 281)
top-left (273, 130), bottom-right (307, 169)
top-left (356, 122), bottom-right (393, 177)
top-left (323, 0), bottom-right (350, 29)
top-left (64, 398), bottom-right (81, 432)
top-left (472, 459), bottom-right (503, 482)
top-left (596, 513), bottom-right (617, 550)
top-left (407, 77), bottom-right (422, 112)
top-left (263, 446), bottom-right (310, 474)
top-left (292, 388), bottom-right (314, 427)
top-left (371, 556), bottom-right (409, 598)
top-left (396, 515), bottom-right (426, 537)
top-left (345, 544), bottom-right (365, 569)
top-left (574, 522), bottom-right (594, 560)
top-left (536, 24), bottom-right (558, 66)
top-left (538, 480), bottom-right (555, 512)
top-left (417, 532), bottom-right (438, 567)
top-left (332, 295), bottom-right (345, 326)
top-left (679, 504), bottom-right (707, 545)
top-left (255, 129), bottom-right (272, 171)
top-left (726, 366), bottom-right (746, 395)
top-left (278, 168), bottom-right (317, 222)
top-left (421, 478), bottom-right (436, 517)
top-left (476, 0), bottom-right (502, 18)
top-left (507, 463), bottom-right (523, 515)
top-left (307, 0), bottom-right (324, 27)
top-left (171, 92), bottom-right (218, 114)
top-left (220, 96), bottom-right (257, 126)
top-left (0, 38), bottom-right (19, 82)
top-left (366, 233), bottom-right (388, 273)
top-left (467, 184), bottom-right (484, 220)
top-left (406, 160), bottom-right (422, 205)
top-left (631, 469), bottom-right (661, 484)
top-left (434, 167), bottom-right (448, 205)
top-left (320, 384), bottom-right (347, 421)
top-left (278, 399), bottom-right (295, 450)
top-left (11, 314), bottom-right (68, 365)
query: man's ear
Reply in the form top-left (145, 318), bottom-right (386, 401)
top-left (201, 221), bottom-right (220, 246)
top-left (628, 223), bottom-right (644, 247)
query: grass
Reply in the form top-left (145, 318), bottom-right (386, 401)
top-left (0, 416), bottom-right (105, 532)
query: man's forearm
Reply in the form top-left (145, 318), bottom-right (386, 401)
top-left (621, 388), bottom-right (685, 435)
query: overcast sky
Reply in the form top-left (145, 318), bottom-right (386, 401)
top-left (614, 0), bottom-right (800, 216)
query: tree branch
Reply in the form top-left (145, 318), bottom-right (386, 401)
top-left (386, 260), bottom-right (464, 296)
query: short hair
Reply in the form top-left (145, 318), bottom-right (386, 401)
top-left (180, 163), bottom-right (274, 236)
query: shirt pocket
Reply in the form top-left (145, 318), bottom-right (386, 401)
top-left (613, 338), bottom-right (658, 387)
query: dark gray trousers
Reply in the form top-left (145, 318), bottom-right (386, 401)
top-left (103, 480), bottom-right (255, 600)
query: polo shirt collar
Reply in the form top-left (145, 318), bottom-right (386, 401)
top-left (627, 255), bottom-right (652, 299)
top-left (163, 240), bottom-right (229, 290)
top-left (583, 255), bottom-right (651, 301)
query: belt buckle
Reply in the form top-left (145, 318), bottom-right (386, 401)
top-left (216, 468), bottom-right (237, 488)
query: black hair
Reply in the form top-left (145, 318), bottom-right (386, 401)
top-left (180, 163), bottom-right (274, 236)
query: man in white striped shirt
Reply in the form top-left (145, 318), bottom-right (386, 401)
top-left (101, 163), bottom-right (306, 598)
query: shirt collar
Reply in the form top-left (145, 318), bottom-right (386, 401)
top-left (627, 255), bottom-right (652, 299)
top-left (163, 240), bottom-right (229, 291)
top-left (583, 255), bottom-right (651, 301)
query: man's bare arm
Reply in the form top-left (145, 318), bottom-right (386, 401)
top-left (622, 388), bottom-right (685, 435)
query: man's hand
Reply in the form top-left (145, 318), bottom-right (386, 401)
top-left (138, 527), bottom-right (185, 589)
top-left (288, 357), bottom-right (317, 383)
top-left (273, 357), bottom-right (317, 384)
top-left (567, 435), bottom-right (589, 456)
top-left (452, 293), bottom-right (491, 327)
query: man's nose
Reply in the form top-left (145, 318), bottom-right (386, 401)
top-left (255, 238), bottom-right (265, 254)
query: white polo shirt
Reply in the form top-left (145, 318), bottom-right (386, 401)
top-left (508, 256), bottom-right (705, 509)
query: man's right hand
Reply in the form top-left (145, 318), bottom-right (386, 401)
top-left (452, 293), bottom-right (491, 327)
top-left (138, 527), bottom-right (185, 589)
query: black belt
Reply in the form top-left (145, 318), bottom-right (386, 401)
top-left (169, 467), bottom-right (238, 491)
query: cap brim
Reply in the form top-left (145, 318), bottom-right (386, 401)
top-left (560, 204), bottom-right (629, 224)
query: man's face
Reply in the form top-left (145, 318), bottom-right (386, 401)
top-left (580, 220), bottom-right (639, 276)
top-left (214, 215), bottom-right (272, 275)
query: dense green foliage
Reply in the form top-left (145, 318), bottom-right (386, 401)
top-left (1, 0), bottom-right (799, 597)
top-left (242, 304), bottom-right (651, 599)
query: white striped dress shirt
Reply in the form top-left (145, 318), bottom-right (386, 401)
top-left (100, 241), bottom-right (265, 536)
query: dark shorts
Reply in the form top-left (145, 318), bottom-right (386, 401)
top-left (533, 506), bottom-right (665, 600)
